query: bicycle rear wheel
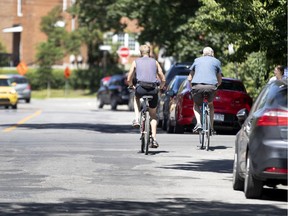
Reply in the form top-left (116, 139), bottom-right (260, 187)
top-left (140, 112), bottom-right (145, 153)
top-left (144, 111), bottom-right (150, 155)
top-left (205, 111), bottom-right (211, 151)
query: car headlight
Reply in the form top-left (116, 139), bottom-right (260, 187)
top-left (10, 89), bottom-right (17, 94)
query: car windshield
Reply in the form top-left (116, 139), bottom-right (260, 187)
top-left (0, 79), bottom-right (9, 86)
top-left (218, 80), bottom-right (246, 92)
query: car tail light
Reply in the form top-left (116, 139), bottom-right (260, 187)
top-left (26, 84), bottom-right (31, 90)
top-left (257, 109), bottom-right (288, 126)
top-left (264, 167), bottom-right (288, 174)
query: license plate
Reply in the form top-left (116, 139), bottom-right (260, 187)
top-left (214, 113), bottom-right (224, 121)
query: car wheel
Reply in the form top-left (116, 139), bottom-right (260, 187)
top-left (174, 122), bottom-right (184, 134)
top-left (11, 104), bottom-right (17, 109)
top-left (111, 96), bottom-right (117, 110)
top-left (166, 117), bottom-right (174, 133)
top-left (98, 99), bottom-right (104, 109)
top-left (244, 153), bottom-right (263, 199)
top-left (4, 106), bottom-right (9, 109)
top-left (161, 117), bottom-right (167, 130)
top-left (25, 98), bottom-right (30, 103)
top-left (232, 152), bottom-right (244, 191)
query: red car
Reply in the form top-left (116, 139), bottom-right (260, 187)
top-left (167, 78), bottom-right (253, 133)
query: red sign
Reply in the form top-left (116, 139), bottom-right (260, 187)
top-left (64, 66), bottom-right (71, 79)
top-left (16, 62), bottom-right (28, 75)
top-left (118, 47), bottom-right (130, 58)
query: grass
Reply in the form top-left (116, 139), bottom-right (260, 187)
top-left (32, 89), bottom-right (96, 99)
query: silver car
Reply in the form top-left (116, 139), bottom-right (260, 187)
top-left (7, 74), bottom-right (31, 103)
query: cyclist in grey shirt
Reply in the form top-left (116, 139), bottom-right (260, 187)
top-left (127, 44), bottom-right (165, 148)
top-left (188, 47), bottom-right (222, 132)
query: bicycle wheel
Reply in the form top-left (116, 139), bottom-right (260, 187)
top-left (199, 104), bottom-right (205, 149)
top-left (140, 112), bottom-right (145, 153)
top-left (205, 111), bottom-right (211, 151)
top-left (144, 111), bottom-right (150, 155)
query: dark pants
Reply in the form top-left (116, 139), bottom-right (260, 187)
top-left (135, 85), bottom-right (158, 108)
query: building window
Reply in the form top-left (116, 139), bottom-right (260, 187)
top-left (17, 0), bottom-right (23, 17)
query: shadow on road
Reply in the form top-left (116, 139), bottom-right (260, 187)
top-left (0, 123), bottom-right (168, 134)
top-left (158, 159), bottom-right (234, 173)
top-left (0, 197), bottom-right (286, 216)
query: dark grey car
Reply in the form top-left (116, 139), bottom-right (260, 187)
top-left (233, 79), bottom-right (288, 199)
top-left (7, 74), bottom-right (31, 103)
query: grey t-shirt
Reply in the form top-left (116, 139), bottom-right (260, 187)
top-left (135, 56), bottom-right (158, 83)
top-left (190, 56), bottom-right (222, 85)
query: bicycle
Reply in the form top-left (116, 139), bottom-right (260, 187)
top-left (139, 95), bottom-right (153, 155)
top-left (198, 92), bottom-right (211, 151)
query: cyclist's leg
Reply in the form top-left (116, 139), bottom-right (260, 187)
top-left (149, 107), bottom-right (157, 139)
top-left (148, 89), bottom-right (159, 147)
top-left (191, 87), bottom-right (203, 130)
top-left (206, 87), bottom-right (217, 132)
top-left (133, 86), bottom-right (143, 127)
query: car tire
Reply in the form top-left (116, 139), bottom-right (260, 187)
top-left (244, 153), bottom-right (263, 199)
top-left (111, 96), bottom-right (117, 110)
top-left (11, 104), bottom-right (17, 109)
top-left (98, 99), bottom-right (104, 109)
top-left (166, 117), bottom-right (174, 134)
top-left (232, 152), bottom-right (244, 191)
top-left (25, 98), bottom-right (30, 103)
top-left (161, 117), bottom-right (167, 130)
top-left (174, 122), bottom-right (184, 134)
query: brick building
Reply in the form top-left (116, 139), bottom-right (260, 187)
top-left (0, 0), bottom-right (79, 67)
top-left (0, 0), bottom-right (141, 68)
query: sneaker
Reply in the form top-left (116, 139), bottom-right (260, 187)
top-left (132, 119), bottom-right (140, 128)
top-left (193, 123), bottom-right (202, 132)
top-left (210, 128), bottom-right (216, 135)
top-left (149, 139), bottom-right (159, 148)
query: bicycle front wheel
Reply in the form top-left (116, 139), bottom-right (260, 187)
top-left (144, 111), bottom-right (150, 155)
top-left (205, 111), bottom-right (211, 151)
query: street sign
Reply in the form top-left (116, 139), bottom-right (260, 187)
top-left (64, 66), bottom-right (71, 79)
top-left (16, 61), bottom-right (28, 75)
top-left (118, 47), bottom-right (130, 58)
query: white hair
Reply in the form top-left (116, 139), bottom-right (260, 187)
top-left (203, 47), bottom-right (214, 56)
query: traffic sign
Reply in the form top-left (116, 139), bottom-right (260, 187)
top-left (16, 61), bottom-right (28, 75)
top-left (64, 66), bottom-right (71, 79)
top-left (118, 47), bottom-right (130, 58)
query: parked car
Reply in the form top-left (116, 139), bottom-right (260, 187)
top-left (164, 62), bottom-right (192, 88)
top-left (0, 75), bottom-right (18, 109)
top-left (97, 74), bottom-right (133, 110)
top-left (157, 75), bottom-right (187, 130)
top-left (6, 74), bottom-right (31, 103)
top-left (232, 79), bottom-right (287, 199)
top-left (167, 77), bottom-right (253, 133)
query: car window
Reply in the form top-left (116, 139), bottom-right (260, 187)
top-left (218, 80), bottom-right (246, 92)
top-left (250, 85), bottom-right (269, 113)
top-left (0, 79), bottom-right (9, 86)
top-left (267, 83), bottom-right (287, 108)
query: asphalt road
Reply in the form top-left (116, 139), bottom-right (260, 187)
top-left (0, 98), bottom-right (287, 216)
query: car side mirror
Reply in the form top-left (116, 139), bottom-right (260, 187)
top-left (236, 108), bottom-right (249, 125)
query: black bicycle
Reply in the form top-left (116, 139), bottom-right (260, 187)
top-left (139, 95), bottom-right (153, 155)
